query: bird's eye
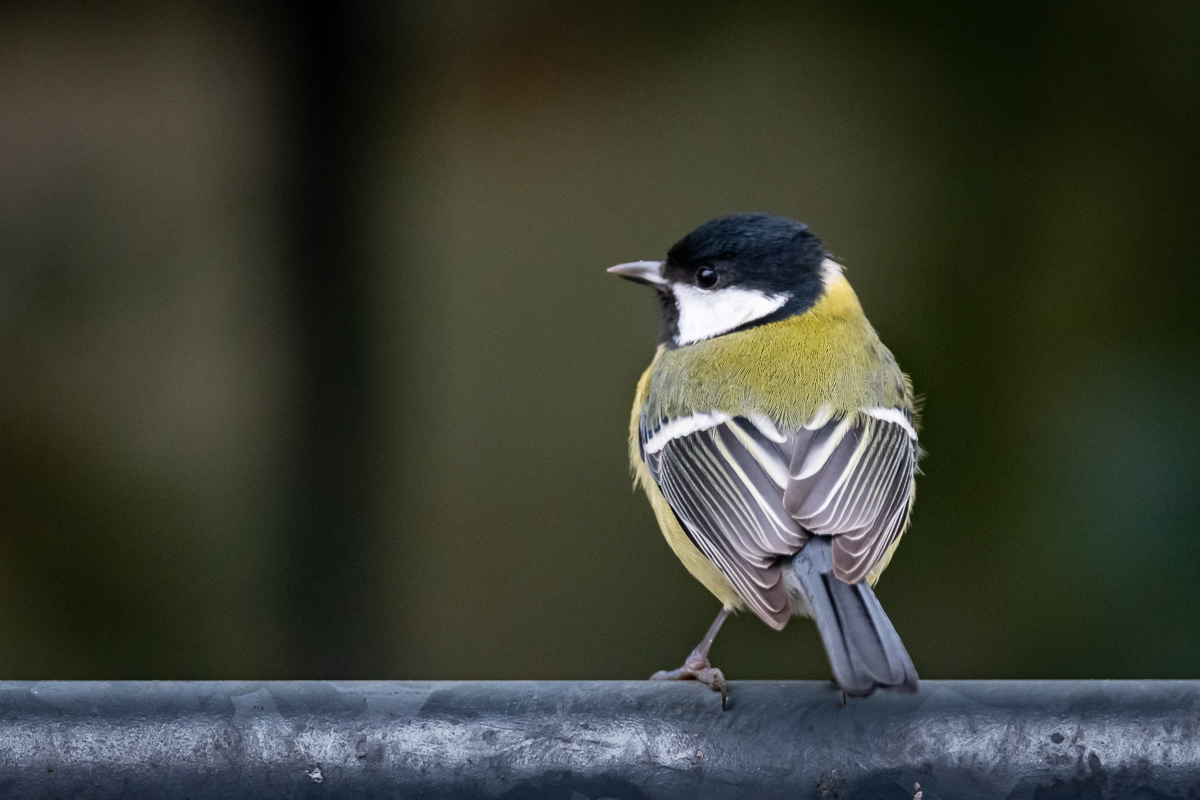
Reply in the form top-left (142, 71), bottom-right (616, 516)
top-left (696, 267), bottom-right (718, 288)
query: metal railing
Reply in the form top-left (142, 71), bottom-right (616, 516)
top-left (1, 679), bottom-right (1197, 798)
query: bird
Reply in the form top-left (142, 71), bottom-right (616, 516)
top-left (609, 212), bottom-right (920, 705)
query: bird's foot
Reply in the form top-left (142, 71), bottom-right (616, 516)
top-left (650, 657), bottom-right (727, 709)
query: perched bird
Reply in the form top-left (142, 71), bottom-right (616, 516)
top-left (609, 213), bottom-right (920, 704)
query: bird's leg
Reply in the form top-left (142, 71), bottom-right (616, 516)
top-left (650, 607), bottom-right (731, 708)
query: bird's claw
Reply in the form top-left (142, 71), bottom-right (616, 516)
top-left (650, 657), bottom-right (728, 709)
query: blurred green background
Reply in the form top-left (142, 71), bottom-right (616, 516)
top-left (1, 0), bottom-right (1198, 682)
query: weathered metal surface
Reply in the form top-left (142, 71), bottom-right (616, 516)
top-left (0, 680), bottom-right (1196, 799)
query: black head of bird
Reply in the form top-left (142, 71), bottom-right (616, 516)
top-left (609, 213), bottom-right (832, 347)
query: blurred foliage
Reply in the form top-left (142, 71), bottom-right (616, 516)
top-left (0, 0), bottom-right (1197, 681)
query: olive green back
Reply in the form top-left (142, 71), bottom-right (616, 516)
top-left (644, 274), bottom-right (913, 429)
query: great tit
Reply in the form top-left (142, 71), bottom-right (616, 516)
top-left (609, 213), bottom-right (919, 704)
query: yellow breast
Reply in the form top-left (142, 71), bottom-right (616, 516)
top-left (629, 358), bottom-right (744, 610)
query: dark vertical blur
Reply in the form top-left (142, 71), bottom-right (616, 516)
top-left (274, 0), bottom-right (398, 677)
top-left (0, 0), bottom-right (1197, 681)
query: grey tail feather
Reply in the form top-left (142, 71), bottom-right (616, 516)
top-left (790, 537), bottom-right (918, 697)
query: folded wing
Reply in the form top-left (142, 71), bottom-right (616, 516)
top-left (641, 408), bottom-right (917, 629)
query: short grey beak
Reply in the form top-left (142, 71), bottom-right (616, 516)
top-left (607, 260), bottom-right (666, 286)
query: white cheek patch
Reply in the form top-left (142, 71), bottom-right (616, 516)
top-left (673, 284), bottom-right (790, 345)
